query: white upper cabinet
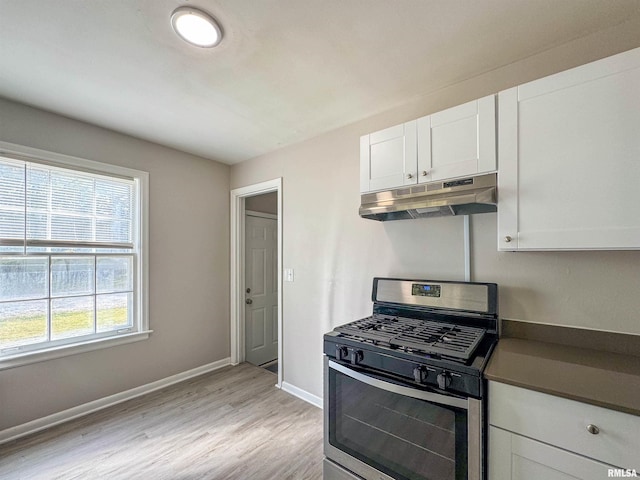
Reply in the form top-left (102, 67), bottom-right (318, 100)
top-left (417, 95), bottom-right (496, 183)
top-left (360, 94), bottom-right (497, 194)
top-left (360, 121), bottom-right (417, 193)
top-left (498, 47), bottom-right (640, 251)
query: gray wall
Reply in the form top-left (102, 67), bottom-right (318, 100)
top-left (0, 97), bottom-right (230, 431)
top-left (231, 20), bottom-right (640, 399)
top-left (245, 192), bottom-right (278, 215)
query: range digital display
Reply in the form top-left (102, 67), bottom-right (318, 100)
top-left (411, 283), bottom-right (441, 298)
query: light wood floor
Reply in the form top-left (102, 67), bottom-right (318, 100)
top-left (0, 363), bottom-right (323, 479)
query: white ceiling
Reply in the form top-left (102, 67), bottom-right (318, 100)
top-left (1, 1), bottom-right (639, 165)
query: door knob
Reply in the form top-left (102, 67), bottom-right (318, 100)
top-left (421, 170), bottom-right (428, 176)
top-left (245, 298), bottom-right (253, 304)
top-left (246, 287), bottom-right (251, 293)
top-left (407, 173), bottom-right (413, 179)
top-left (504, 236), bottom-right (512, 243)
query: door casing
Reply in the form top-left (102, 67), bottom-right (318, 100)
top-left (230, 178), bottom-right (282, 387)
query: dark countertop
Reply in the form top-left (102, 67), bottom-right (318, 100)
top-left (485, 321), bottom-right (640, 417)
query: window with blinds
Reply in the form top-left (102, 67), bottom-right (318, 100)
top-left (0, 152), bottom-right (146, 359)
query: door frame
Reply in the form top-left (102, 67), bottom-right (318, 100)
top-left (230, 178), bottom-right (282, 387)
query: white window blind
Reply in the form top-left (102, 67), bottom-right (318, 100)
top-left (0, 158), bottom-right (135, 251)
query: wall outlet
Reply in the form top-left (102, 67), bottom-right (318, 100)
top-left (285, 268), bottom-right (294, 282)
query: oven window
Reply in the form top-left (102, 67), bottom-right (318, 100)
top-left (329, 367), bottom-right (468, 480)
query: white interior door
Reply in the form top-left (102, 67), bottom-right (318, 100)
top-left (244, 213), bottom-right (278, 366)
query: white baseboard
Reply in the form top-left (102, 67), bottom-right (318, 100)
top-left (0, 357), bottom-right (231, 445)
top-left (281, 381), bottom-right (323, 409)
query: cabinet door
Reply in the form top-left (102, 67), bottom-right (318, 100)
top-left (498, 47), bottom-right (640, 251)
top-left (489, 426), bottom-right (616, 480)
top-left (489, 381), bottom-right (640, 471)
top-left (360, 121), bottom-right (417, 193)
top-left (417, 95), bottom-right (496, 182)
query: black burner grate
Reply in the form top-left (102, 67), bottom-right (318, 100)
top-left (334, 314), bottom-right (486, 360)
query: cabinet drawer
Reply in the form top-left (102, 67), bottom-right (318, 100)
top-left (489, 426), bottom-right (615, 480)
top-left (489, 381), bottom-right (640, 469)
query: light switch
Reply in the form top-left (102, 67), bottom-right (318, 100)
top-left (285, 268), bottom-right (294, 282)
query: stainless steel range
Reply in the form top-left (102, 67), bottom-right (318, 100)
top-left (323, 277), bottom-right (498, 480)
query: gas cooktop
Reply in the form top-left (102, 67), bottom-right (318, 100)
top-left (324, 277), bottom-right (499, 398)
top-left (334, 314), bottom-right (487, 361)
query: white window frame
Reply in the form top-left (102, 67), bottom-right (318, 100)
top-left (0, 141), bottom-right (150, 370)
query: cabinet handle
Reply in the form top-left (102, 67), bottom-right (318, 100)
top-left (421, 170), bottom-right (428, 176)
top-left (504, 236), bottom-right (512, 243)
top-left (407, 173), bottom-right (413, 179)
top-left (586, 424), bottom-right (600, 435)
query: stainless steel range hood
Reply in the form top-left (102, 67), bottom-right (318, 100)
top-left (359, 173), bottom-right (497, 221)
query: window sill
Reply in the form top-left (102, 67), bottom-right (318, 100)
top-left (0, 330), bottom-right (153, 371)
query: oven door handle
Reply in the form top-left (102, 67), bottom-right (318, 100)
top-left (328, 360), bottom-right (469, 410)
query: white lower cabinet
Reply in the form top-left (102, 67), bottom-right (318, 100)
top-left (489, 426), bottom-right (614, 480)
top-left (488, 381), bottom-right (640, 480)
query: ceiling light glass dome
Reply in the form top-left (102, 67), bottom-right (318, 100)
top-left (171, 7), bottom-right (222, 48)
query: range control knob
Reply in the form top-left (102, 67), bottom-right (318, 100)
top-left (335, 346), bottom-right (348, 361)
top-left (437, 372), bottom-right (452, 390)
top-left (350, 349), bottom-right (363, 365)
top-left (413, 366), bottom-right (428, 384)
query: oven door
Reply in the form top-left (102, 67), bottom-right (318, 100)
top-left (324, 358), bottom-right (482, 480)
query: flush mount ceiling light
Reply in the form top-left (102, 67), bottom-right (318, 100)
top-left (171, 6), bottom-right (223, 48)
